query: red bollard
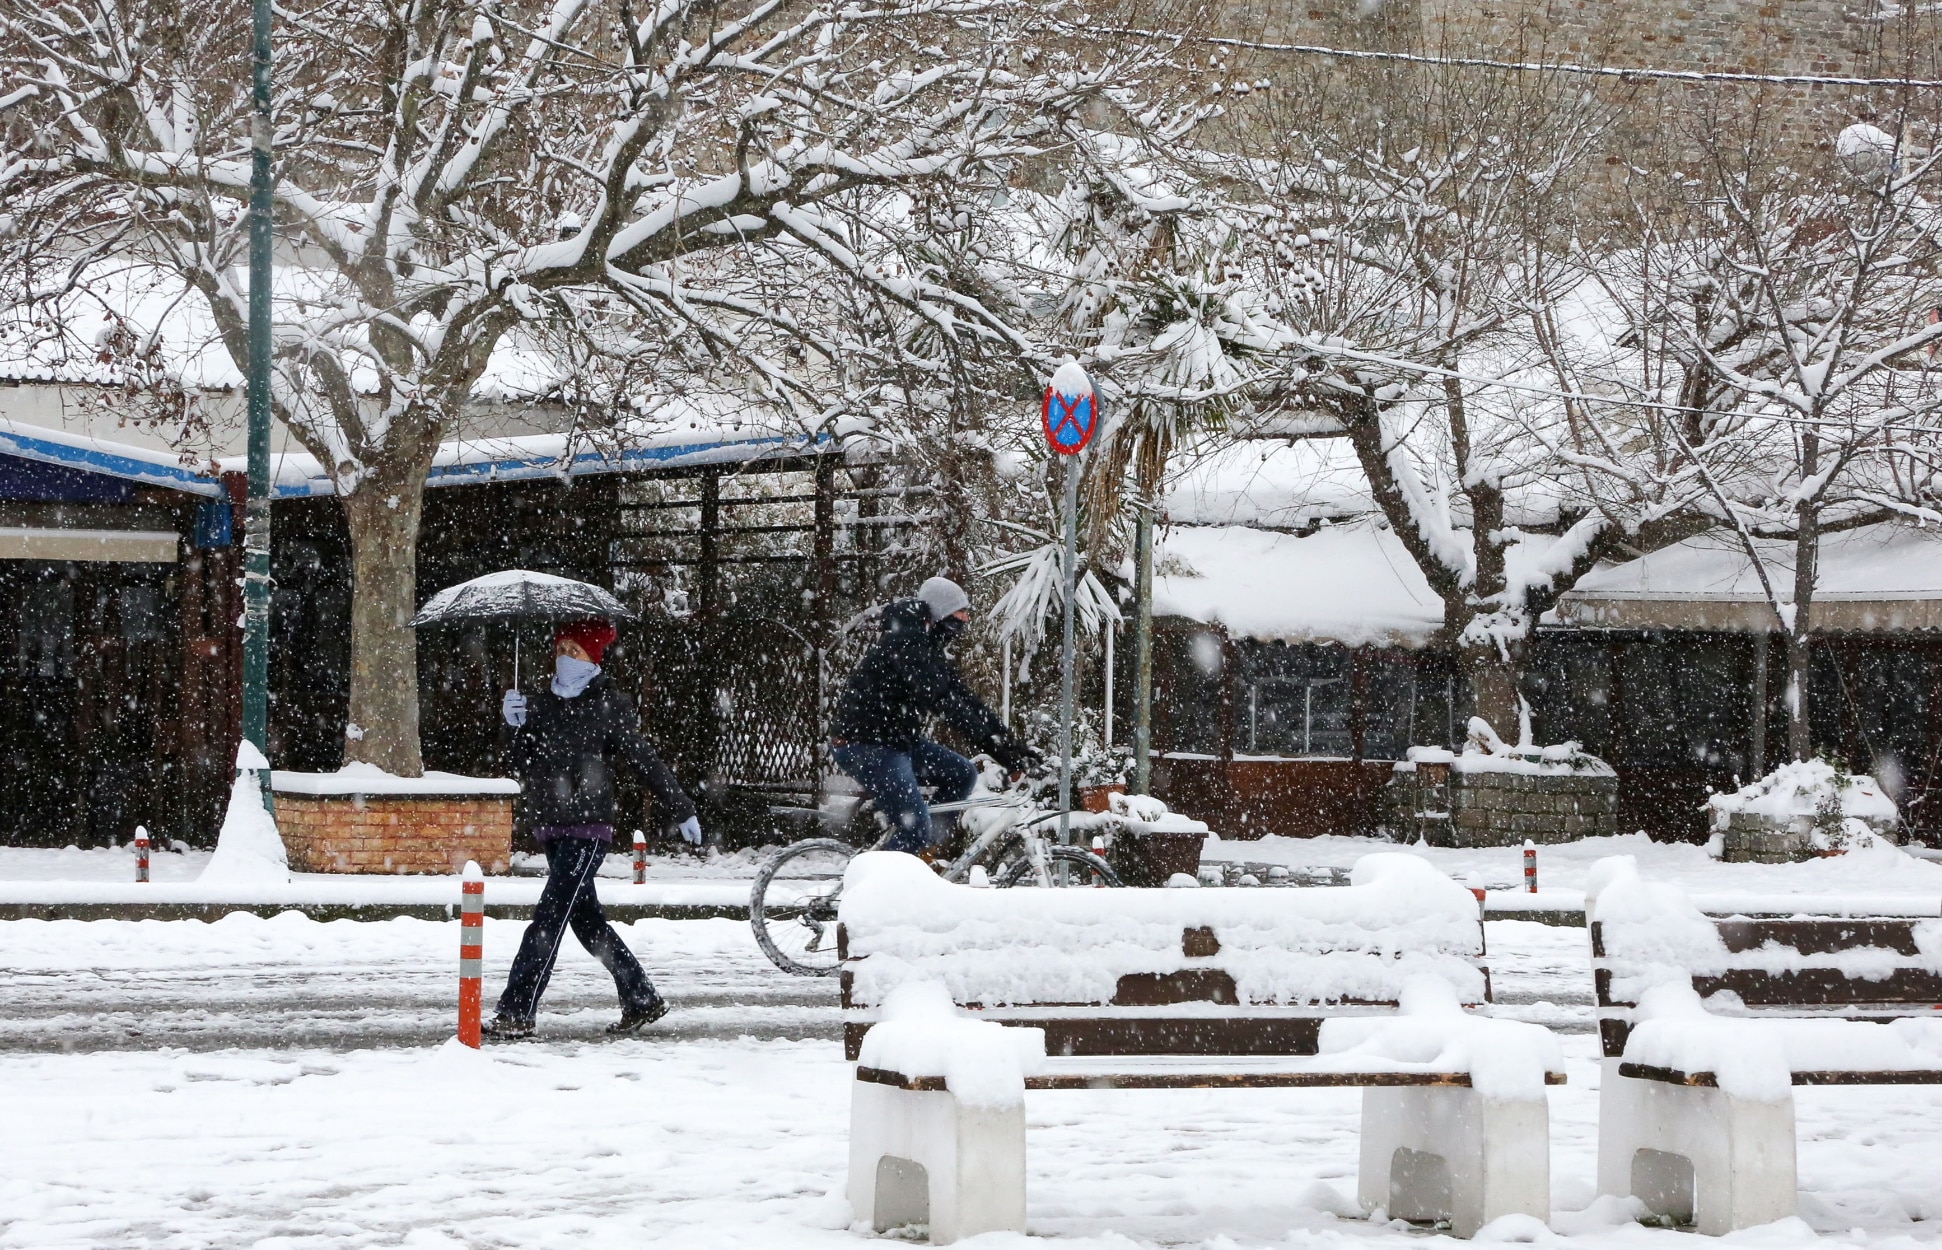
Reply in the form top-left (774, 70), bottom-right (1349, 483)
top-left (632, 829), bottom-right (647, 885)
top-left (134, 826), bottom-right (150, 884)
top-left (1523, 842), bottom-right (1537, 894)
top-left (1090, 834), bottom-right (1108, 887)
top-left (458, 861), bottom-right (484, 1048)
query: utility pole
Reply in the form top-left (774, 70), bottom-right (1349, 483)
top-left (243, 0), bottom-right (274, 795)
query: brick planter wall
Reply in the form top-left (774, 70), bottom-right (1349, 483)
top-left (1386, 761), bottom-right (1619, 848)
top-left (274, 793), bottom-right (515, 875)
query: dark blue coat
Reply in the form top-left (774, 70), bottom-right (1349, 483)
top-left (508, 673), bottom-right (696, 830)
top-left (830, 599), bottom-right (1030, 771)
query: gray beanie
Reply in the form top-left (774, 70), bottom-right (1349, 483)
top-left (916, 576), bottom-right (971, 622)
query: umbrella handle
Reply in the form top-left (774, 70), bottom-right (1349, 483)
top-left (514, 634), bottom-right (519, 688)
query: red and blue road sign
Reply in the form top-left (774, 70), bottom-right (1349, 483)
top-left (1041, 362), bottom-right (1098, 456)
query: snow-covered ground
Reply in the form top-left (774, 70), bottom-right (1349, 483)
top-left (2, 901), bottom-right (1939, 1248)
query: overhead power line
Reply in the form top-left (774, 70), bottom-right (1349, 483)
top-left (1092, 26), bottom-right (1942, 90)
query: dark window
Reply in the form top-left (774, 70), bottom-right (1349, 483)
top-left (1237, 643), bottom-right (1351, 758)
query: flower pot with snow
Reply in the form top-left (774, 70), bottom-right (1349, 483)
top-left (270, 765), bottom-right (520, 874)
top-left (1098, 792), bottom-right (1211, 887)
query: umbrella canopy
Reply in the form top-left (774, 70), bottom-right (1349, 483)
top-left (409, 569), bottom-right (638, 628)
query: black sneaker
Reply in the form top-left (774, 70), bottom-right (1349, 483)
top-left (607, 999), bottom-right (672, 1035)
top-left (481, 1014), bottom-right (535, 1040)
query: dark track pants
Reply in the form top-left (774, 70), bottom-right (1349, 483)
top-left (494, 836), bottom-right (659, 1023)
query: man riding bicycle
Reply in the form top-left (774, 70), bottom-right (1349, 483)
top-left (830, 576), bottom-right (1038, 856)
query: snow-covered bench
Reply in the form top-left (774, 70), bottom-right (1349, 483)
top-left (837, 851), bottom-right (1564, 1243)
top-left (1587, 856), bottom-right (1942, 1234)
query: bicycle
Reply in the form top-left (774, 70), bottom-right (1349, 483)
top-left (749, 790), bottom-right (1122, 976)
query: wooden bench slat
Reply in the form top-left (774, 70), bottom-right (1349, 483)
top-left (1716, 918), bottom-right (1923, 957)
top-left (845, 1015), bottom-right (1327, 1061)
top-left (857, 1062), bottom-right (1568, 1093)
top-left (1617, 1061), bottom-right (1942, 1088)
top-left (1693, 968), bottom-right (1942, 1006)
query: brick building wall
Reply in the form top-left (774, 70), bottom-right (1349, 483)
top-left (276, 794), bottom-right (514, 875)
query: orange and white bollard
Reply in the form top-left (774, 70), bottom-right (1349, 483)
top-left (1523, 842), bottom-right (1537, 894)
top-left (1090, 834), bottom-right (1109, 887)
top-left (458, 861), bottom-right (484, 1048)
top-left (134, 826), bottom-right (150, 883)
top-left (632, 829), bottom-right (647, 885)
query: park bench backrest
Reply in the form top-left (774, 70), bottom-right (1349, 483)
top-left (837, 851), bottom-right (1491, 1060)
top-left (1591, 913), bottom-right (1942, 1059)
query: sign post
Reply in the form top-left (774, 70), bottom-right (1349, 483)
top-left (1042, 362), bottom-right (1099, 848)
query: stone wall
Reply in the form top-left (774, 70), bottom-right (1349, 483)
top-left (1715, 810), bottom-right (1902, 864)
top-left (1387, 761), bottom-right (1619, 847)
top-left (276, 794), bottom-right (514, 874)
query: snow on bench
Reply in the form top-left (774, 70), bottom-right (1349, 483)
top-left (1586, 855), bottom-right (1942, 1234)
top-left (838, 851), bottom-right (1563, 1243)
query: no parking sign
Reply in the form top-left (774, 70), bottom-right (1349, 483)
top-left (1041, 361), bottom-right (1098, 456)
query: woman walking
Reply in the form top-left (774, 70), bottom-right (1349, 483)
top-left (485, 619), bottom-right (702, 1039)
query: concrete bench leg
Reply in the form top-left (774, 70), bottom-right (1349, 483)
top-left (1596, 1058), bottom-right (1796, 1235)
top-left (1358, 1086), bottom-right (1551, 1237)
top-left (847, 1079), bottom-right (1026, 1244)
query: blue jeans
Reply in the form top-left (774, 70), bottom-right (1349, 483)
top-left (495, 836), bottom-right (659, 1023)
top-left (831, 741), bottom-right (979, 855)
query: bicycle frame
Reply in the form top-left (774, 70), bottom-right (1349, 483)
top-left (848, 791), bottom-right (1080, 887)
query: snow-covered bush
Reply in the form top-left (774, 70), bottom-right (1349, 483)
top-left (1707, 760), bottom-right (1899, 857)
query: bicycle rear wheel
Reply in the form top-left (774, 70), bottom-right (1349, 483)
top-left (750, 838), bottom-right (856, 976)
top-left (994, 844), bottom-right (1122, 888)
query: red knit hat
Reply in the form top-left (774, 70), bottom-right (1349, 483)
top-left (554, 619), bottom-right (617, 664)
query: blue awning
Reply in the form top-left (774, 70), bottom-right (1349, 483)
top-left (0, 424), bottom-right (225, 499)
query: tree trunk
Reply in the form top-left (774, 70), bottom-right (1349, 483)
top-left (341, 476), bottom-right (429, 776)
top-left (1461, 644), bottom-right (1521, 742)
top-left (1785, 507), bottom-right (1818, 763)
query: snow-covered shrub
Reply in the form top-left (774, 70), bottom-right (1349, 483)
top-left (1707, 759), bottom-right (1898, 860)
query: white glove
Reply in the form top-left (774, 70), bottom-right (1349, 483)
top-left (501, 689), bottom-right (527, 728)
top-left (677, 816), bottom-right (703, 846)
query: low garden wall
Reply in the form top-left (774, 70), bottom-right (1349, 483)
top-left (1385, 734), bottom-right (1619, 847)
top-left (272, 769), bottom-right (520, 874)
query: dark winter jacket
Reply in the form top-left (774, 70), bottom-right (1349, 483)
top-left (831, 599), bottom-right (1033, 771)
top-left (508, 673), bottom-right (696, 832)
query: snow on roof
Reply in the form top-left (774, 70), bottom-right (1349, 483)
top-left (1165, 441), bottom-right (1372, 527)
top-left (1, 410), bottom-right (841, 499)
top-left (1554, 523), bottom-right (1942, 633)
top-left (1153, 520), bottom-right (1444, 647)
top-left (234, 423), bottom-right (841, 498)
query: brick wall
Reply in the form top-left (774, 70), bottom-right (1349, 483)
top-left (276, 794), bottom-right (514, 875)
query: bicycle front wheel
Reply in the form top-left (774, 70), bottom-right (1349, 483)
top-left (750, 838), bottom-right (855, 976)
top-left (994, 844), bottom-right (1123, 888)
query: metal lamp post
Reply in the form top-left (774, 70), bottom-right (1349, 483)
top-left (243, 0), bottom-right (274, 788)
top-left (1041, 361), bottom-right (1099, 846)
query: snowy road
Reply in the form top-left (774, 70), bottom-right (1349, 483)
top-left (0, 916), bottom-right (838, 1053)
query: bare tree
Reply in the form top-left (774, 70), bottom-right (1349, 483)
top-left (1601, 100), bottom-right (1942, 762)
top-left (1236, 64), bottom-right (1622, 732)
